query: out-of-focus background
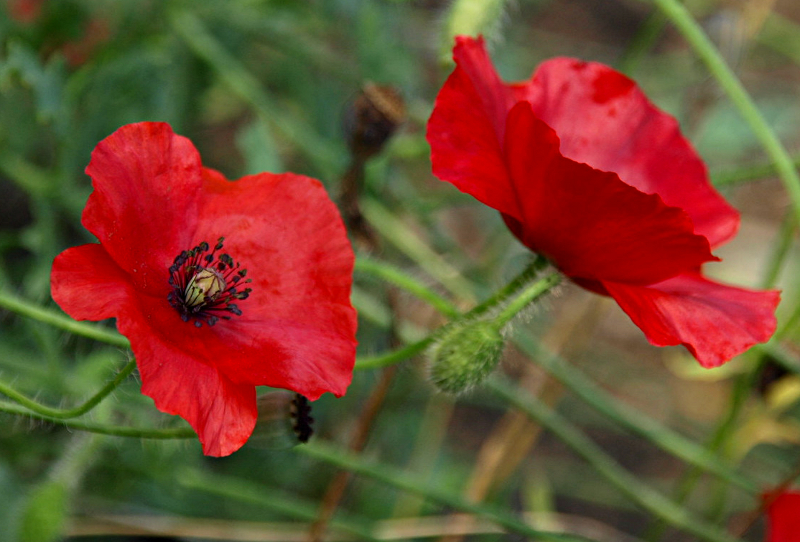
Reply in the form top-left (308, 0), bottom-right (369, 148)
top-left (1, 0), bottom-right (800, 540)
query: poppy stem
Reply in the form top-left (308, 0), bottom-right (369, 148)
top-left (649, 0), bottom-right (800, 223)
top-left (354, 257), bottom-right (557, 370)
top-left (354, 257), bottom-right (460, 319)
top-left (492, 271), bottom-right (562, 329)
top-left (0, 359), bottom-right (137, 419)
top-left (0, 289), bottom-right (129, 349)
top-left (0, 400), bottom-right (195, 439)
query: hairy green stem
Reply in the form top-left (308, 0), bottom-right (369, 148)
top-left (0, 290), bottom-right (129, 348)
top-left (355, 258), bottom-right (460, 319)
top-left (493, 271), bottom-right (561, 328)
top-left (0, 359), bottom-right (137, 419)
top-left (647, 0), bottom-right (800, 222)
top-left (489, 378), bottom-right (742, 542)
top-left (356, 259), bottom-right (557, 370)
top-left (0, 401), bottom-right (196, 439)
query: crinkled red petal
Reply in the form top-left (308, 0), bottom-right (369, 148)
top-left (513, 56), bottom-right (739, 247)
top-left (426, 37), bottom-right (521, 220)
top-left (82, 122), bottom-right (203, 296)
top-left (504, 101), bottom-right (717, 285)
top-left (51, 244), bottom-right (134, 321)
top-left (766, 490), bottom-right (800, 542)
top-left (145, 168), bottom-right (357, 400)
top-left (603, 273), bottom-right (779, 367)
top-left (117, 299), bottom-right (256, 457)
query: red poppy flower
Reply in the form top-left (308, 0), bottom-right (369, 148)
top-left (427, 36), bottom-right (779, 367)
top-left (766, 490), bottom-right (800, 542)
top-left (51, 122), bottom-right (357, 456)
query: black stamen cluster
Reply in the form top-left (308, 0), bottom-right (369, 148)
top-left (167, 237), bottom-right (253, 327)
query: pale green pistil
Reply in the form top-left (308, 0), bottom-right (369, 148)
top-left (184, 268), bottom-right (225, 308)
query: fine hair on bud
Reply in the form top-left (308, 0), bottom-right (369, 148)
top-left (429, 319), bottom-right (506, 394)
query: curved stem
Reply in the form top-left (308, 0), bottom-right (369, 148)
top-left (648, 0), bottom-right (800, 222)
top-left (355, 258), bottom-right (556, 370)
top-left (0, 401), bottom-right (196, 439)
top-left (0, 359), bottom-right (137, 419)
top-left (512, 333), bottom-right (757, 494)
top-left (493, 271), bottom-right (561, 328)
top-left (355, 336), bottom-right (435, 370)
top-left (296, 441), bottom-right (598, 542)
top-left (488, 378), bottom-right (743, 542)
top-left (0, 290), bottom-right (129, 348)
top-left (469, 255), bottom-right (549, 319)
top-left (355, 258), bottom-right (460, 319)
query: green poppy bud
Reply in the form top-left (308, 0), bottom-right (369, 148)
top-left (429, 320), bottom-right (506, 393)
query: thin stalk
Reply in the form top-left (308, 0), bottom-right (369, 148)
top-left (0, 290), bottom-right (129, 348)
top-left (0, 401), bottom-right (196, 439)
top-left (355, 259), bottom-right (556, 370)
top-left (0, 359), bottom-right (137, 419)
top-left (177, 467), bottom-right (380, 541)
top-left (712, 153), bottom-right (800, 187)
top-left (355, 258), bottom-right (460, 319)
top-left (648, 0), bottom-right (800, 223)
top-left (356, 336), bottom-right (435, 370)
top-left (488, 378), bottom-right (743, 542)
top-left (513, 333), bottom-right (757, 494)
top-left (469, 255), bottom-right (550, 319)
top-left (493, 271), bottom-right (561, 328)
top-left (296, 441), bottom-right (599, 542)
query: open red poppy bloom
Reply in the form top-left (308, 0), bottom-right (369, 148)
top-left (766, 490), bottom-right (800, 542)
top-left (51, 122), bottom-right (357, 456)
top-left (427, 36), bottom-right (779, 367)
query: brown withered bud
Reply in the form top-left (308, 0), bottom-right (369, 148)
top-left (250, 391), bottom-right (314, 449)
top-left (756, 357), bottom-right (790, 397)
top-left (344, 82), bottom-right (406, 160)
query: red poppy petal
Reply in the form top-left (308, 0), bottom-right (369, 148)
top-left (145, 170), bottom-right (356, 400)
top-left (504, 101), bottom-right (717, 285)
top-left (767, 491), bottom-right (800, 542)
top-left (514, 57), bottom-right (738, 246)
top-left (82, 122), bottom-right (202, 295)
top-left (119, 304), bottom-right (256, 457)
top-left (603, 273), bottom-right (779, 367)
top-left (51, 244), bottom-right (134, 321)
top-left (427, 37), bottom-right (521, 220)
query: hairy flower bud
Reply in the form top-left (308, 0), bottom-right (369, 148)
top-left (429, 320), bottom-right (505, 393)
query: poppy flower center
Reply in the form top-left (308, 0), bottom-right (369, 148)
top-left (167, 237), bottom-right (252, 327)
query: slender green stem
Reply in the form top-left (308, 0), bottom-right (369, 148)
top-left (488, 378), bottom-right (743, 542)
top-left (360, 197), bottom-right (478, 303)
top-left (761, 213), bottom-right (795, 290)
top-left (512, 333), bottom-right (757, 494)
top-left (493, 271), bottom-right (561, 328)
top-left (648, 0), bottom-right (800, 223)
top-left (356, 336), bottom-right (435, 370)
top-left (0, 359), bottom-right (137, 419)
top-left (0, 290), bottom-right (129, 348)
top-left (355, 258), bottom-right (556, 370)
top-left (712, 153), bottom-right (800, 187)
top-left (296, 441), bottom-right (599, 542)
top-left (0, 401), bottom-right (196, 439)
top-left (469, 255), bottom-right (550, 319)
top-left (355, 258), bottom-right (460, 319)
top-left (177, 467), bottom-right (380, 541)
